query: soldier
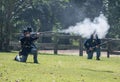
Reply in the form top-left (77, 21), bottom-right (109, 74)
top-left (84, 34), bottom-right (101, 60)
top-left (15, 28), bottom-right (39, 63)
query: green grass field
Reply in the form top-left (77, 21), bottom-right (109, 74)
top-left (0, 52), bottom-right (120, 82)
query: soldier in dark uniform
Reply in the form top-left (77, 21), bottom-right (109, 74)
top-left (84, 34), bottom-right (101, 60)
top-left (15, 28), bottom-right (39, 63)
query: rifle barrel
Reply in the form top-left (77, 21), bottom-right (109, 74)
top-left (91, 39), bottom-right (113, 48)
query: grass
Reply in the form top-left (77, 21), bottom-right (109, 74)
top-left (0, 52), bottom-right (120, 82)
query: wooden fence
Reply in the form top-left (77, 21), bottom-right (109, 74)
top-left (10, 33), bottom-right (120, 57)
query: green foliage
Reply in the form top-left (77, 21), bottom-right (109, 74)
top-left (0, 0), bottom-right (120, 51)
top-left (107, 0), bottom-right (120, 38)
top-left (0, 52), bottom-right (120, 82)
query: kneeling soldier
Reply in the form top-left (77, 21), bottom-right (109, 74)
top-left (84, 34), bottom-right (101, 60)
top-left (15, 29), bottom-right (39, 63)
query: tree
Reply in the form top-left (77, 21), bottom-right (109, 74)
top-left (107, 0), bottom-right (120, 38)
top-left (0, 0), bottom-right (119, 51)
top-left (0, 0), bottom-right (16, 51)
top-left (0, 0), bottom-right (31, 51)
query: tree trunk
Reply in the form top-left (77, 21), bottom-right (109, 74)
top-left (0, 0), bottom-right (12, 52)
top-left (0, 24), bottom-right (4, 51)
top-left (3, 23), bottom-right (11, 52)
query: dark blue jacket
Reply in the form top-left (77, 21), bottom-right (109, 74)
top-left (84, 36), bottom-right (101, 50)
top-left (20, 36), bottom-right (38, 56)
top-left (20, 36), bottom-right (38, 49)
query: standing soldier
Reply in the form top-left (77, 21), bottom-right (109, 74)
top-left (15, 28), bottom-right (39, 63)
top-left (84, 34), bottom-right (101, 60)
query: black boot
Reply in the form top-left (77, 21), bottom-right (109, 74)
top-left (96, 58), bottom-right (100, 60)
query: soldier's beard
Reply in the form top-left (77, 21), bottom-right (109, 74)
top-left (26, 34), bottom-right (30, 37)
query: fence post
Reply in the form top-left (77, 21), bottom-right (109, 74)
top-left (79, 36), bottom-right (83, 56)
top-left (107, 39), bottom-right (110, 58)
top-left (54, 34), bottom-right (58, 54)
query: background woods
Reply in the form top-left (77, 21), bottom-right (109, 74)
top-left (0, 0), bottom-right (120, 51)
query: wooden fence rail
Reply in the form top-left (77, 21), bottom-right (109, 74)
top-left (10, 34), bottom-right (120, 57)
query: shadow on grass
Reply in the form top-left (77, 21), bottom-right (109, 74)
top-left (13, 59), bottom-right (39, 64)
top-left (81, 68), bottom-right (114, 73)
top-left (39, 52), bottom-right (80, 57)
top-left (0, 51), bottom-right (81, 57)
top-left (26, 62), bottom-right (39, 64)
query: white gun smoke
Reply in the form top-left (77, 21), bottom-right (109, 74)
top-left (61, 14), bottom-right (110, 39)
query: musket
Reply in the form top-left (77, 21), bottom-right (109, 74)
top-left (32, 31), bottom-right (60, 34)
top-left (38, 31), bottom-right (55, 33)
top-left (92, 40), bottom-right (110, 48)
top-left (87, 39), bottom-right (113, 52)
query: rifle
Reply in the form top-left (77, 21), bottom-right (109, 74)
top-left (86, 39), bottom-right (113, 52)
top-left (31, 31), bottom-right (59, 35)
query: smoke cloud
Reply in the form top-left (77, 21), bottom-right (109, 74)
top-left (61, 14), bottom-right (110, 39)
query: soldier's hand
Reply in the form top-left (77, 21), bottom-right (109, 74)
top-left (89, 47), bottom-right (93, 51)
top-left (37, 32), bottom-right (40, 35)
top-left (96, 45), bottom-right (99, 48)
top-left (36, 32), bottom-right (40, 37)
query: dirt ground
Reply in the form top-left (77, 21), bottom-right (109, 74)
top-left (39, 50), bottom-right (120, 57)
